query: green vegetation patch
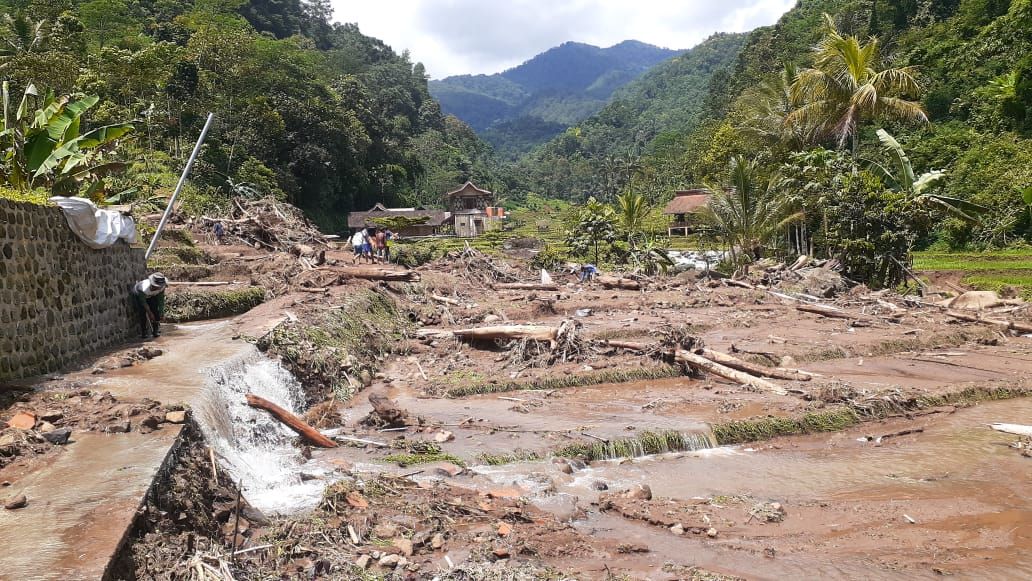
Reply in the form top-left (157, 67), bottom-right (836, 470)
top-left (555, 429), bottom-right (717, 462)
top-left (476, 450), bottom-right (541, 466)
top-left (0, 188), bottom-right (52, 206)
top-left (913, 251), bottom-right (1032, 271)
top-left (961, 273), bottom-right (1032, 300)
top-left (164, 286), bottom-right (265, 323)
top-left (445, 364), bottom-right (683, 397)
top-left (381, 452), bottom-right (464, 467)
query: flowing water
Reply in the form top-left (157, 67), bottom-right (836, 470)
top-left (195, 349), bottom-right (336, 515)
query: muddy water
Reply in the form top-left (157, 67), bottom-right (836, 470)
top-left (464, 398), bottom-right (1032, 579)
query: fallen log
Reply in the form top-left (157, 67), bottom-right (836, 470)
top-left (453, 325), bottom-right (559, 345)
top-left (493, 282), bottom-right (559, 291)
top-left (245, 393), bottom-right (338, 448)
top-left (431, 294), bottom-right (464, 306)
top-left (341, 268), bottom-right (421, 282)
top-left (596, 276), bottom-right (641, 290)
top-left (694, 348), bottom-right (811, 381)
top-left (674, 349), bottom-right (788, 395)
top-left (605, 339), bottom-right (652, 352)
top-left (796, 304), bottom-right (873, 322)
top-left (168, 281), bottom-right (234, 287)
top-left (723, 279), bottom-right (755, 289)
top-left (945, 310), bottom-right (1032, 334)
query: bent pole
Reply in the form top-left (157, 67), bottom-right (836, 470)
top-left (145, 112), bottom-right (215, 260)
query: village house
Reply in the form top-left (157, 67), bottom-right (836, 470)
top-left (445, 181), bottom-right (505, 237)
top-left (346, 203), bottom-right (450, 237)
top-left (663, 189), bottom-right (711, 237)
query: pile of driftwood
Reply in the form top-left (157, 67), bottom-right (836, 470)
top-left (445, 245), bottom-right (520, 287)
top-left (201, 196), bottom-right (327, 253)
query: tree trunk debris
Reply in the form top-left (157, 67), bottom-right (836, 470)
top-left (945, 311), bottom-right (1032, 334)
top-left (492, 282), bottom-right (559, 291)
top-left (596, 276), bottom-right (641, 290)
top-left (453, 325), bottom-right (559, 345)
top-left (245, 393), bottom-right (338, 448)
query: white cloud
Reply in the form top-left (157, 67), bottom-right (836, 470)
top-left (329, 1), bottom-right (796, 79)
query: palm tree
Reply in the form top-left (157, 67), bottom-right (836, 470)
top-left (703, 156), bottom-right (802, 263)
top-left (615, 190), bottom-right (650, 247)
top-left (738, 64), bottom-right (814, 150)
top-left (787, 14), bottom-right (927, 153)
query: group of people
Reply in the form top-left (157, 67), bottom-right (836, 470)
top-left (350, 227), bottom-right (395, 264)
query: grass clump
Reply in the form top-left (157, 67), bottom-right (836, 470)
top-left (555, 429), bottom-right (718, 461)
top-left (476, 450), bottom-right (541, 465)
top-left (712, 408), bottom-right (860, 445)
top-left (164, 286), bottom-right (265, 322)
top-left (962, 273), bottom-right (1032, 299)
top-left (382, 452), bottom-right (464, 467)
top-left (445, 365), bottom-right (682, 397)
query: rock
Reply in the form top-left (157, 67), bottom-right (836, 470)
top-left (373, 523), bottom-right (399, 538)
top-left (107, 420), bottom-right (131, 433)
top-left (948, 290), bottom-right (1006, 311)
top-left (139, 415), bottom-right (162, 432)
top-left (483, 314), bottom-right (501, 323)
top-left (378, 554), bottom-right (401, 568)
top-left (496, 522), bottom-right (512, 537)
top-left (670, 524), bottom-right (685, 535)
top-left (36, 421), bottom-right (55, 433)
top-left (354, 554), bottom-right (371, 570)
top-left (430, 533), bottom-right (445, 550)
top-left (0, 434), bottom-right (16, 447)
top-left (411, 529), bottom-right (432, 548)
top-left (4, 494), bottom-right (27, 510)
top-left (591, 480), bottom-right (609, 491)
top-left (706, 528), bottom-right (718, 538)
top-left (7, 413), bottom-right (36, 430)
top-left (492, 547), bottom-right (510, 560)
top-left (165, 411), bottom-right (187, 424)
top-left (487, 487), bottom-right (523, 499)
top-left (433, 463), bottom-right (464, 478)
top-left (780, 356), bottom-right (797, 368)
top-left (622, 484), bottom-right (652, 501)
top-left (556, 461), bottom-right (573, 474)
top-left (392, 538), bottom-right (414, 557)
top-left (42, 428), bottom-right (72, 445)
top-left (39, 410), bottom-right (63, 422)
top-left (433, 430), bottom-right (454, 443)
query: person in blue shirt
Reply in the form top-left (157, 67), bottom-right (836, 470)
top-left (579, 263), bottom-right (598, 283)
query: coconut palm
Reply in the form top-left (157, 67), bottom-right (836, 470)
top-left (703, 156), bottom-right (802, 263)
top-left (787, 14), bottom-right (927, 152)
top-left (738, 64), bottom-right (814, 150)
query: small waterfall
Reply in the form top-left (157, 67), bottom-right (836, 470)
top-left (195, 349), bottom-right (332, 515)
top-left (589, 429), bottom-right (717, 461)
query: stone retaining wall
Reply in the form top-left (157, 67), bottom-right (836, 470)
top-left (0, 198), bottom-right (146, 381)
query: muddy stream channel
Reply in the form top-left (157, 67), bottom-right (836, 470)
top-left (193, 352), bottom-right (1032, 579)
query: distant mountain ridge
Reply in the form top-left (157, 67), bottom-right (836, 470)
top-left (429, 40), bottom-right (681, 156)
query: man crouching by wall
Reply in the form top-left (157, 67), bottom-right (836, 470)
top-left (133, 272), bottom-right (167, 339)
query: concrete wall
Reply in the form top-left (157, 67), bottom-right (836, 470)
top-left (0, 198), bottom-right (146, 381)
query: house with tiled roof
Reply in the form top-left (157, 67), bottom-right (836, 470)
top-left (663, 189), bottom-right (710, 236)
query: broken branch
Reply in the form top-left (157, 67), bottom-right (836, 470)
top-left (245, 393), bottom-right (338, 448)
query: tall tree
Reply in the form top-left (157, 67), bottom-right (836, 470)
top-left (787, 14), bottom-right (927, 152)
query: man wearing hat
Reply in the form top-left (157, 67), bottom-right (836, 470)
top-left (133, 272), bottom-right (168, 339)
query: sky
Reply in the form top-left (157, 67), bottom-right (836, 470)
top-left (329, 1), bottom-right (797, 79)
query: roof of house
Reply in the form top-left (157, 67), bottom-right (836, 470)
top-left (663, 190), bottom-right (711, 215)
top-left (444, 181), bottom-right (493, 198)
top-left (347, 205), bottom-right (450, 229)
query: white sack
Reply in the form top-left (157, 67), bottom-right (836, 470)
top-left (49, 196), bottom-right (138, 249)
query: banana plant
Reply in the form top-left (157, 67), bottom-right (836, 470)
top-left (1, 81), bottom-right (134, 195)
top-left (867, 128), bottom-right (985, 222)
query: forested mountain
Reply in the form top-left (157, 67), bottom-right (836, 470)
top-left (429, 40), bottom-right (680, 157)
top-left (0, 0), bottom-right (497, 230)
top-left (509, 32), bottom-right (749, 201)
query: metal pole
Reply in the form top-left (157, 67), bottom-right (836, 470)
top-left (145, 112), bottom-right (215, 260)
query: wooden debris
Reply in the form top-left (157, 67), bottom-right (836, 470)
top-left (596, 276), bottom-right (641, 290)
top-left (674, 349), bottom-right (788, 395)
top-left (431, 294), bottom-right (464, 306)
top-left (492, 282), bottom-right (559, 291)
top-left (693, 348), bottom-right (812, 381)
top-left (723, 279), bottom-right (755, 289)
top-left (796, 303), bottom-right (875, 323)
top-left (945, 310), bottom-right (1032, 334)
top-left (245, 393), bottom-right (338, 448)
top-left (339, 268), bottom-right (420, 282)
top-left (453, 325), bottom-right (559, 345)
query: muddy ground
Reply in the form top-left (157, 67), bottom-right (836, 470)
top-left (4, 230), bottom-right (1032, 580)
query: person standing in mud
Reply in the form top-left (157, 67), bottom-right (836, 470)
top-left (374, 228), bottom-right (387, 262)
top-left (133, 272), bottom-right (167, 339)
top-left (351, 228), bottom-right (370, 264)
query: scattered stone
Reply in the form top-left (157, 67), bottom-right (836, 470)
top-left (42, 428), bottom-right (72, 445)
top-left (165, 411), bottom-right (187, 424)
top-left (622, 484), bottom-right (652, 501)
top-left (433, 430), bottom-right (454, 443)
top-left (392, 537), bottom-right (414, 557)
top-left (433, 463), bottom-right (464, 478)
top-left (492, 547), bottom-right (510, 560)
top-left (378, 554), bottom-right (400, 568)
top-left (7, 413), bottom-right (36, 430)
top-left (354, 554), bottom-right (371, 570)
top-left (4, 494), bottom-right (27, 510)
top-left (706, 528), bottom-right (718, 538)
top-left (138, 415), bottom-right (162, 432)
top-left (670, 523), bottom-right (685, 535)
top-left (107, 421), bottom-right (131, 433)
top-left (556, 461), bottom-right (573, 474)
top-left (36, 421), bottom-right (55, 433)
top-left (496, 522), bottom-right (512, 537)
top-left (430, 533), bottom-right (445, 550)
top-left (591, 480), bottom-right (609, 491)
top-left (483, 314), bottom-right (501, 323)
top-left (411, 530), bottom-right (432, 548)
top-left (39, 411), bottom-right (63, 422)
top-left (0, 434), bottom-right (15, 447)
top-left (373, 523), bottom-right (399, 538)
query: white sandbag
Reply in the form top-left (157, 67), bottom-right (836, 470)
top-left (49, 196), bottom-right (138, 249)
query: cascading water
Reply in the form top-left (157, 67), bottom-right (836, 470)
top-left (195, 348), bottom-right (335, 515)
top-left (588, 429), bottom-right (718, 461)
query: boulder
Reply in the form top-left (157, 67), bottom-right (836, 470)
top-left (165, 410), bottom-right (188, 424)
top-left (622, 484), bottom-right (652, 501)
top-left (4, 494), bottom-right (27, 510)
top-left (7, 413), bottom-right (35, 430)
top-left (42, 428), bottom-right (72, 445)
